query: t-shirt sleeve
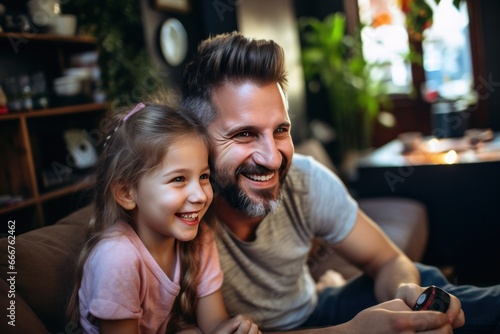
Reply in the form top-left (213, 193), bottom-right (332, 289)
top-left (196, 225), bottom-right (224, 298)
top-left (81, 240), bottom-right (144, 321)
top-left (305, 156), bottom-right (358, 244)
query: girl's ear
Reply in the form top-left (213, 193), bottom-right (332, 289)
top-left (113, 181), bottom-right (137, 211)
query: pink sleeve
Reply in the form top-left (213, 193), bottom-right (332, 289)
top-left (196, 226), bottom-right (224, 298)
top-left (82, 240), bottom-right (144, 320)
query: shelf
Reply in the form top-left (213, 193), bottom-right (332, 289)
top-left (0, 179), bottom-right (92, 215)
top-left (0, 32), bottom-right (96, 44)
top-left (0, 102), bottom-right (108, 121)
top-left (0, 197), bottom-right (38, 215)
top-left (39, 178), bottom-right (92, 202)
top-left (0, 29), bottom-right (103, 231)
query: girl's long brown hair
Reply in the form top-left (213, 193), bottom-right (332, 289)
top-left (66, 92), bottom-right (212, 333)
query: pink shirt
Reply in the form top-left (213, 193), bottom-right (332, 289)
top-left (79, 221), bottom-right (223, 333)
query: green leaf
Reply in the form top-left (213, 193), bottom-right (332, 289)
top-left (299, 12), bottom-right (392, 155)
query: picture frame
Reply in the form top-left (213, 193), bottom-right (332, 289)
top-left (155, 0), bottom-right (190, 13)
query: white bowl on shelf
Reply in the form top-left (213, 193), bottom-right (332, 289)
top-left (52, 14), bottom-right (77, 36)
top-left (63, 67), bottom-right (92, 80)
top-left (53, 76), bottom-right (81, 96)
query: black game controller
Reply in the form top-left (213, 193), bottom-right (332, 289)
top-left (413, 285), bottom-right (450, 313)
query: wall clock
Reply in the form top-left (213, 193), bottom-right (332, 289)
top-left (159, 18), bottom-right (188, 67)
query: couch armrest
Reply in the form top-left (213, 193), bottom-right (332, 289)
top-left (0, 205), bottom-right (92, 332)
top-left (0, 278), bottom-right (47, 333)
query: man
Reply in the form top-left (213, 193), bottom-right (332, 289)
top-left (182, 32), bottom-right (499, 333)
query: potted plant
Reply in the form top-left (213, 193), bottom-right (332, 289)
top-left (299, 12), bottom-right (390, 165)
top-left (61, 0), bottom-right (159, 106)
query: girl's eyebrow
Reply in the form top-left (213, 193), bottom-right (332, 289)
top-left (162, 165), bottom-right (211, 177)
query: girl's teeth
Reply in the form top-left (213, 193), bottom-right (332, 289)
top-left (180, 213), bottom-right (198, 220)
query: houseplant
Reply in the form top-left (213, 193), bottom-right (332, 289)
top-left (299, 12), bottom-right (390, 164)
top-left (402, 0), bottom-right (463, 41)
top-left (61, 0), bottom-right (160, 106)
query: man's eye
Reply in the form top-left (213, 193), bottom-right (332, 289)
top-left (276, 127), bottom-right (289, 133)
top-left (235, 132), bottom-right (251, 137)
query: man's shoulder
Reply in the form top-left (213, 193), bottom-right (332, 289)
top-left (290, 153), bottom-right (317, 173)
top-left (289, 152), bottom-right (330, 178)
top-left (285, 153), bottom-right (323, 193)
top-left (288, 152), bottom-right (345, 193)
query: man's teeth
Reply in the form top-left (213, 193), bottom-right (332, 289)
top-left (246, 173), bottom-right (274, 181)
top-left (179, 213), bottom-right (198, 220)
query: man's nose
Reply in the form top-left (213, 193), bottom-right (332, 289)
top-left (252, 136), bottom-right (282, 170)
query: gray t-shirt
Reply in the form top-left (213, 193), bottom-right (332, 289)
top-left (216, 154), bottom-right (358, 330)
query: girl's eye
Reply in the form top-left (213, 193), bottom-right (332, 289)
top-left (172, 176), bottom-right (185, 182)
top-left (200, 173), bottom-right (210, 180)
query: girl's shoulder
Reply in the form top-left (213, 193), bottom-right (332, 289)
top-left (88, 221), bottom-right (141, 265)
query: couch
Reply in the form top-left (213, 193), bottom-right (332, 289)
top-left (0, 138), bottom-right (429, 333)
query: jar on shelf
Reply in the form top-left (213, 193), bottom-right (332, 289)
top-left (18, 74), bottom-right (33, 111)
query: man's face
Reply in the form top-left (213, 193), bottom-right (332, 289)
top-left (209, 81), bottom-right (294, 217)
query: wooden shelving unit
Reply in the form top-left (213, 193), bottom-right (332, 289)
top-left (0, 33), bottom-right (107, 232)
top-left (0, 32), bottom-right (97, 44)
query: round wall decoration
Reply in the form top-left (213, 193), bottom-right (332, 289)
top-left (159, 18), bottom-right (188, 67)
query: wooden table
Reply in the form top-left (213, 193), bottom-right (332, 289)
top-left (353, 133), bottom-right (500, 286)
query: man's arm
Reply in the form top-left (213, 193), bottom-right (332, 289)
top-left (334, 209), bottom-right (420, 301)
top-left (263, 209), bottom-right (464, 333)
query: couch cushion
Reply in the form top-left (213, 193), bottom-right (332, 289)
top-left (0, 205), bottom-right (92, 333)
top-left (358, 197), bottom-right (428, 261)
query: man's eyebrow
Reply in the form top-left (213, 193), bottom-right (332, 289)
top-left (225, 122), bottom-right (291, 135)
top-left (279, 121), bottom-right (292, 128)
top-left (224, 125), bottom-right (260, 136)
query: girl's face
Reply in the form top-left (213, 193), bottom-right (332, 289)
top-left (131, 136), bottom-right (213, 245)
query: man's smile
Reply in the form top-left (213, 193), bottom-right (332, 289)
top-left (243, 172), bottom-right (275, 182)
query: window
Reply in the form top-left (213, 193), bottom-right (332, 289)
top-left (421, 0), bottom-right (473, 103)
top-left (357, 0), bottom-right (412, 94)
top-left (357, 0), bottom-right (473, 100)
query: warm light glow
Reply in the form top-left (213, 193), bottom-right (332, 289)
top-left (427, 138), bottom-right (440, 152)
top-left (444, 150), bottom-right (458, 164)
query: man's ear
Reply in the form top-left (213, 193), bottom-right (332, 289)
top-left (113, 181), bottom-right (137, 211)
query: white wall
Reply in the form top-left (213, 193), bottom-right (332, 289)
top-left (236, 0), bottom-right (309, 142)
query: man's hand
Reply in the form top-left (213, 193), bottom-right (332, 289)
top-left (395, 283), bottom-right (465, 329)
top-left (315, 269), bottom-right (347, 293)
top-left (263, 298), bottom-right (462, 334)
top-left (341, 299), bottom-right (454, 333)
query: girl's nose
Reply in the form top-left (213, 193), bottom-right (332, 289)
top-left (188, 182), bottom-right (209, 204)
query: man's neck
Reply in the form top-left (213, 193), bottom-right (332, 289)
top-left (213, 197), bottom-right (263, 242)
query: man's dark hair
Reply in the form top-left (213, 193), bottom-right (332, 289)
top-left (182, 31), bottom-right (288, 125)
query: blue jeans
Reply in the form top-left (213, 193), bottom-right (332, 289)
top-left (299, 263), bottom-right (500, 333)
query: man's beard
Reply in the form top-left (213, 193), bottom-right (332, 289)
top-left (211, 159), bottom-right (289, 218)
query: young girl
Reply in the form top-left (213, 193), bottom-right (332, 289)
top-left (67, 97), bottom-right (260, 334)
